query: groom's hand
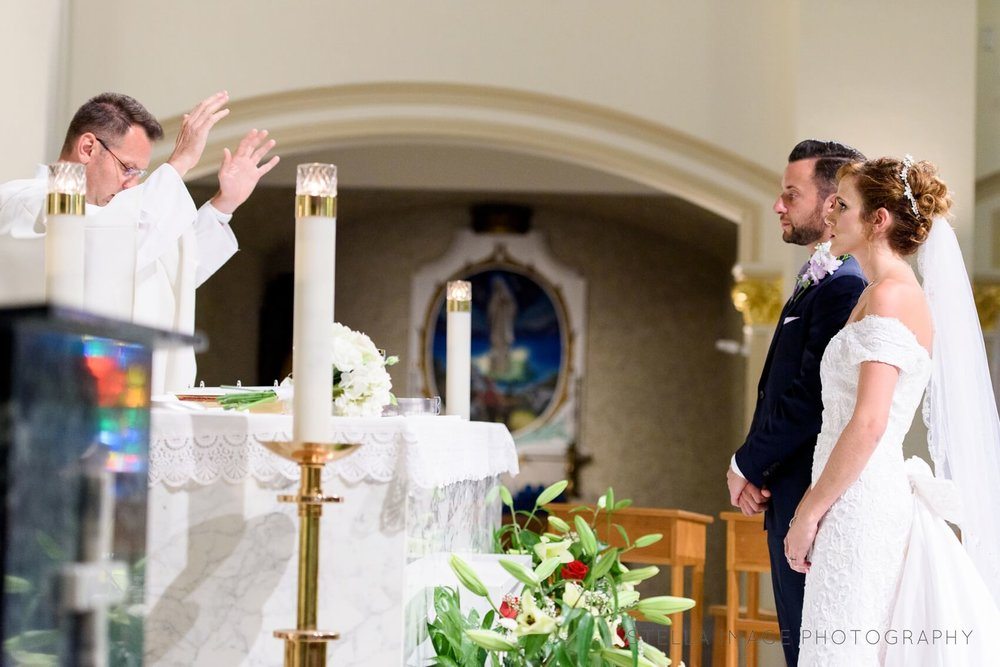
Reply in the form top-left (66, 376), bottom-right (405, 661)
top-left (738, 483), bottom-right (771, 516)
top-left (727, 468), bottom-right (748, 507)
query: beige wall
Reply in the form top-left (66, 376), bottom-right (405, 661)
top-left (1, 0), bottom-right (67, 181)
top-left (980, 0), bottom-right (1000, 180)
top-left (4, 1), bottom-right (981, 272)
top-left (63, 1), bottom-right (797, 173)
top-left (796, 1), bottom-right (977, 251)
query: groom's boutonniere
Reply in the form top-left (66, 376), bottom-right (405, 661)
top-left (793, 241), bottom-right (847, 301)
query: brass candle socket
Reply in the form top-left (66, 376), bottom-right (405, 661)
top-left (263, 441), bottom-right (361, 667)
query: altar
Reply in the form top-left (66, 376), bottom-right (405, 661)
top-left (144, 405), bottom-right (518, 666)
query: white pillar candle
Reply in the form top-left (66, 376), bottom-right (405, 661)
top-left (292, 163), bottom-right (337, 444)
top-left (44, 162), bottom-right (86, 308)
top-left (446, 280), bottom-right (472, 419)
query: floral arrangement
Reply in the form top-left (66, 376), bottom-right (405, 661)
top-left (219, 322), bottom-right (398, 417)
top-left (794, 241), bottom-right (846, 295)
top-left (429, 481), bottom-right (694, 666)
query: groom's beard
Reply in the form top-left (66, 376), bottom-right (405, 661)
top-left (783, 203), bottom-right (826, 246)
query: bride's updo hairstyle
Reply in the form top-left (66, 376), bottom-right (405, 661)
top-left (837, 157), bottom-right (952, 256)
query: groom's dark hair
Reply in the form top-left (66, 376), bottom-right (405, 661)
top-left (788, 140), bottom-right (866, 199)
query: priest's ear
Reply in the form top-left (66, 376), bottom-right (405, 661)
top-left (68, 132), bottom-right (100, 164)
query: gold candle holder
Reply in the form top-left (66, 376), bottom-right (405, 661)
top-left (263, 440), bottom-right (361, 667)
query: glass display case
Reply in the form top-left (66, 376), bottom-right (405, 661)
top-left (0, 306), bottom-right (199, 667)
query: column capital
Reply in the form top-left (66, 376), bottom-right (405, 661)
top-left (974, 280), bottom-right (1000, 332)
top-left (731, 275), bottom-right (784, 326)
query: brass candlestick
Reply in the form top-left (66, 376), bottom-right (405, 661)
top-left (263, 440), bottom-right (361, 667)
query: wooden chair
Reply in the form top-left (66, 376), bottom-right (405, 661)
top-left (546, 503), bottom-right (713, 667)
top-left (716, 511), bottom-right (781, 667)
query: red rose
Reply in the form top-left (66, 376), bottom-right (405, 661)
top-left (499, 596), bottom-right (519, 619)
top-left (560, 559), bottom-right (589, 580)
top-left (617, 624), bottom-right (631, 648)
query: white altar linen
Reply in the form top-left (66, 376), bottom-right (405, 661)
top-left (145, 407), bottom-right (518, 666)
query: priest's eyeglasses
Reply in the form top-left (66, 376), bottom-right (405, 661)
top-left (96, 137), bottom-right (147, 181)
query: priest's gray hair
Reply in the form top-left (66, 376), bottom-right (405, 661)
top-left (61, 92), bottom-right (164, 156)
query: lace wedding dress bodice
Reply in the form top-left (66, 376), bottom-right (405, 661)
top-left (800, 315), bottom-right (931, 666)
top-left (813, 315), bottom-right (932, 483)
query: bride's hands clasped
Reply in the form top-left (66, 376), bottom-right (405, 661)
top-left (784, 514), bottom-right (818, 574)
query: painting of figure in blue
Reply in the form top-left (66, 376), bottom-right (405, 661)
top-left (429, 267), bottom-right (566, 434)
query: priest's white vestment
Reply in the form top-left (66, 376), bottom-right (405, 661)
top-left (0, 164), bottom-right (237, 393)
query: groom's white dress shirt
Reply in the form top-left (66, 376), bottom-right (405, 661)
top-left (0, 164), bottom-right (238, 394)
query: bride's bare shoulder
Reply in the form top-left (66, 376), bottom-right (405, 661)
top-left (865, 279), bottom-right (921, 313)
top-left (864, 279), bottom-right (932, 345)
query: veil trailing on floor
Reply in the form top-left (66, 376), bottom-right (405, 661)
top-left (918, 216), bottom-right (1000, 606)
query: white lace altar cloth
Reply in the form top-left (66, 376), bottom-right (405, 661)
top-left (148, 407), bottom-right (519, 489)
top-left (144, 408), bottom-right (518, 666)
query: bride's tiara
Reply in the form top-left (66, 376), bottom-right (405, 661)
top-left (900, 155), bottom-right (921, 218)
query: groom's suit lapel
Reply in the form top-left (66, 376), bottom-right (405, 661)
top-left (757, 266), bottom-right (818, 392)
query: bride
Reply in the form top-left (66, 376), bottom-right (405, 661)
top-left (783, 155), bottom-right (1000, 665)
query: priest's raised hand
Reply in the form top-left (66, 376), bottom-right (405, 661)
top-left (210, 129), bottom-right (280, 214)
top-left (167, 90), bottom-right (231, 178)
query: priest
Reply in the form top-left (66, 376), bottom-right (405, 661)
top-left (0, 91), bottom-right (279, 393)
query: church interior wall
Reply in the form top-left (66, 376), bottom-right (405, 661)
top-left (0, 2), bottom-right (992, 656)
top-left (61, 0), bottom-right (797, 175)
top-left (189, 182), bottom-right (744, 607)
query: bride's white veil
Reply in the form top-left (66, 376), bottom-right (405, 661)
top-left (918, 216), bottom-right (1000, 605)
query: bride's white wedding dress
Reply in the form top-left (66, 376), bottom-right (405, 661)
top-left (799, 314), bottom-right (1000, 666)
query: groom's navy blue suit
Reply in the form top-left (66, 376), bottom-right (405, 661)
top-left (734, 256), bottom-right (865, 666)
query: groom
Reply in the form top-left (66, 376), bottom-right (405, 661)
top-left (726, 140), bottom-right (866, 666)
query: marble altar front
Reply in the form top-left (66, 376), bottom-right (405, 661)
top-left (144, 406), bottom-right (518, 665)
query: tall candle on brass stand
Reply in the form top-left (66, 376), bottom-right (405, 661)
top-left (44, 162), bottom-right (86, 308)
top-left (271, 163), bottom-right (343, 667)
top-left (292, 163), bottom-right (337, 445)
top-left (446, 280), bottom-right (472, 419)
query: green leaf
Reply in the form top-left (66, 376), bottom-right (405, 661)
top-left (614, 499), bottom-right (633, 511)
top-left (586, 548), bottom-right (618, 584)
top-left (4, 575), bottom-right (32, 594)
top-left (217, 390), bottom-right (278, 411)
top-left (636, 595), bottom-right (696, 617)
top-left (499, 486), bottom-right (514, 508)
top-left (603, 488), bottom-right (615, 511)
top-left (535, 480), bottom-right (568, 508)
top-left (641, 612), bottom-right (672, 626)
top-left (614, 523), bottom-right (630, 547)
top-left (465, 629), bottom-right (518, 652)
top-left (622, 615), bottom-right (640, 664)
top-left (547, 514), bottom-right (571, 533)
top-left (595, 616), bottom-right (613, 647)
top-left (534, 556), bottom-right (562, 581)
top-left (574, 515), bottom-right (598, 557)
top-left (574, 611), bottom-right (595, 658)
top-left (449, 555), bottom-right (490, 598)
top-left (5, 651), bottom-right (59, 666)
top-left (499, 558), bottom-right (539, 588)
top-left (35, 531), bottom-right (65, 561)
top-left (618, 566), bottom-right (660, 584)
top-left (3, 629), bottom-right (60, 653)
top-left (633, 533), bottom-right (663, 549)
top-left (521, 632), bottom-right (549, 657)
top-left (518, 530), bottom-right (541, 552)
top-left (600, 647), bottom-right (656, 667)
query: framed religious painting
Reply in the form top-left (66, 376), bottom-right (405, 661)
top-left (408, 230), bottom-right (587, 495)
